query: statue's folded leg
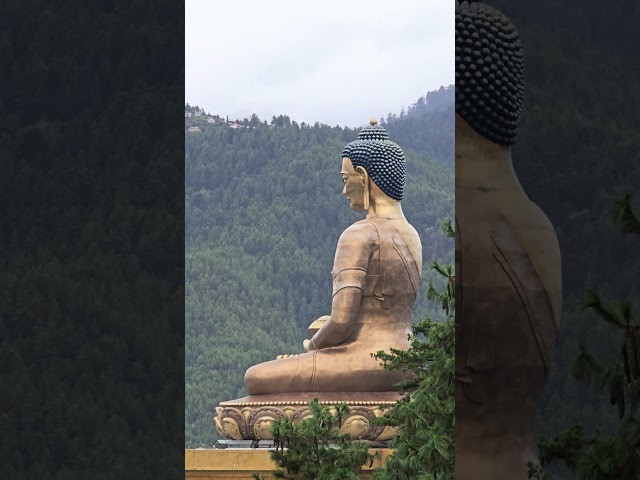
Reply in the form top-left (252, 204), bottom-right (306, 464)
top-left (245, 347), bottom-right (407, 395)
top-left (245, 352), bottom-right (317, 395)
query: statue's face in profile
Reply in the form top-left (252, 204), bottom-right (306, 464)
top-left (341, 157), bottom-right (367, 211)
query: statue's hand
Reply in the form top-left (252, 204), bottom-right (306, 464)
top-left (308, 315), bottom-right (330, 338)
top-left (303, 339), bottom-right (318, 352)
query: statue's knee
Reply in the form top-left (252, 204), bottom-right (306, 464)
top-left (245, 364), bottom-right (268, 395)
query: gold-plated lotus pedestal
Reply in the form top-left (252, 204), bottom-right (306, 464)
top-left (215, 391), bottom-right (402, 444)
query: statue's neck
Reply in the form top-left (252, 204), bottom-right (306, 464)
top-left (366, 197), bottom-right (404, 219)
top-left (455, 114), bottom-right (525, 194)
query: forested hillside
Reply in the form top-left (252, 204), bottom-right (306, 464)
top-left (382, 85), bottom-right (454, 165)
top-left (485, 0), bottom-right (640, 460)
top-left (185, 98), bottom-right (454, 447)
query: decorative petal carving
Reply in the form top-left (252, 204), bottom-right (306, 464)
top-left (215, 397), bottom-right (399, 443)
top-left (248, 406), bottom-right (286, 440)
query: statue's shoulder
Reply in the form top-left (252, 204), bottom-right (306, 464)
top-left (402, 221), bottom-right (421, 242)
top-left (338, 220), bottom-right (379, 244)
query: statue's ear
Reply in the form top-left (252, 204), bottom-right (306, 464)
top-left (354, 166), bottom-right (369, 185)
top-left (354, 166), bottom-right (370, 210)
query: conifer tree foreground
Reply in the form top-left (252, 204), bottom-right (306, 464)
top-left (253, 399), bottom-right (378, 480)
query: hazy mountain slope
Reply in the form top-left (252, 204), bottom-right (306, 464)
top-left (383, 85), bottom-right (455, 165)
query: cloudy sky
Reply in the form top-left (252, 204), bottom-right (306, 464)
top-left (186, 0), bottom-right (454, 129)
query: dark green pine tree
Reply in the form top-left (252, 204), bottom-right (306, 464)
top-left (370, 220), bottom-right (455, 480)
top-left (253, 398), bottom-right (378, 480)
top-left (529, 195), bottom-right (640, 480)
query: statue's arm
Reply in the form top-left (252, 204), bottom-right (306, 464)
top-left (308, 222), bottom-right (376, 350)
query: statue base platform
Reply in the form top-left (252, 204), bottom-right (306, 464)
top-left (214, 391), bottom-right (403, 443)
top-left (185, 448), bottom-right (394, 479)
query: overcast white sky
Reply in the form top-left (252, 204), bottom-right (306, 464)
top-left (186, 0), bottom-right (453, 129)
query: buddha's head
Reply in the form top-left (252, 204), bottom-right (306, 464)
top-left (340, 118), bottom-right (406, 211)
top-left (455, 1), bottom-right (524, 146)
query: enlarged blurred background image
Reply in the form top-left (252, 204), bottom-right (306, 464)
top-left (456, 1), bottom-right (640, 479)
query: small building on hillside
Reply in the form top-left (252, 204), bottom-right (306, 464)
top-left (228, 122), bottom-right (241, 129)
top-left (207, 117), bottom-right (215, 123)
top-left (188, 126), bottom-right (202, 133)
top-left (185, 111), bottom-right (193, 117)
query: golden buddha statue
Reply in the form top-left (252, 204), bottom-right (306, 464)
top-left (215, 118), bottom-right (423, 442)
top-left (455, 2), bottom-right (562, 478)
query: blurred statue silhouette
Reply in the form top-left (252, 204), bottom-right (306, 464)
top-left (455, 2), bottom-right (562, 478)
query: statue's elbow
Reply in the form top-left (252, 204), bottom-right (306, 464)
top-left (325, 320), bottom-right (354, 345)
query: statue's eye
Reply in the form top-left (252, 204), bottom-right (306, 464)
top-left (342, 177), bottom-right (347, 184)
